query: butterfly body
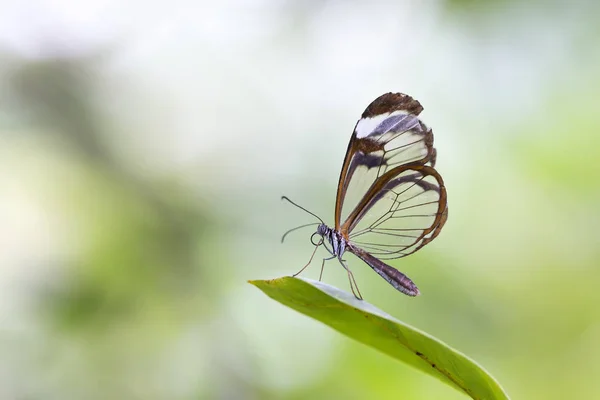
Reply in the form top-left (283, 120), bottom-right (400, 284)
top-left (317, 223), bottom-right (347, 258)
top-left (284, 92), bottom-right (447, 298)
top-left (316, 222), bottom-right (420, 297)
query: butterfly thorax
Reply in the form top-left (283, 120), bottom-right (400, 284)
top-left (317, 223), bottom-right (347, 257)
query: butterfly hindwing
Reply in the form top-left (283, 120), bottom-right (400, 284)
top-left (346, 165), bottom-right (447, 260)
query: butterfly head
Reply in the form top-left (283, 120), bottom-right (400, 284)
top-left (311, 223), bottom-right (330, 246)
top-left (316, 223), bottom-right (330, 237)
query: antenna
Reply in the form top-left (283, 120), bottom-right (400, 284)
top-left (281, 222), bottom-right (320, 243)
top-left (281, 196), bottom-right (324, 224)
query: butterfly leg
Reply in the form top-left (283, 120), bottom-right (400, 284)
top-left (338, 258), bottom-right (363, 300)
top-left (293, 239), bottom-right (322, 277)
top-left (319, 255), bottom-right (337, 281)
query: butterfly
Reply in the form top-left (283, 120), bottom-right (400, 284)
top-left (282, 92), bottom-right (448, 299)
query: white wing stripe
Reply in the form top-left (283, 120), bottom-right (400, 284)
top-left (354, 110), bottom-right (411, 139)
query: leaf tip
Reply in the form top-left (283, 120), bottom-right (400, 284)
top-left (248, 278), bottom-right (278, 288)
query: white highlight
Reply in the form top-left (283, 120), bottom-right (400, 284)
top-left (354, 110), bottom-right (409, 139)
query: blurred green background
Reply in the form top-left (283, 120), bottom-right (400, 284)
top-left (0, 1), bottom-right (598, 399)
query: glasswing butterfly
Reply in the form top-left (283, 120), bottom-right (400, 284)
top-left (282, 93), bottom-right (448, 299)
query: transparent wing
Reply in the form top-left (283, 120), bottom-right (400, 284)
top-left (337, 120), bottom-right (435, 225)
top-left (335, 93), bottom-right (436, 229)
top-left (346, 166), bottom-right (447, 260)
top-left (333, 93), bottom-right (447, 258)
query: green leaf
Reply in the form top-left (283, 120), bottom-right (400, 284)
top-left (249, 276), bottom-right (509, 400)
